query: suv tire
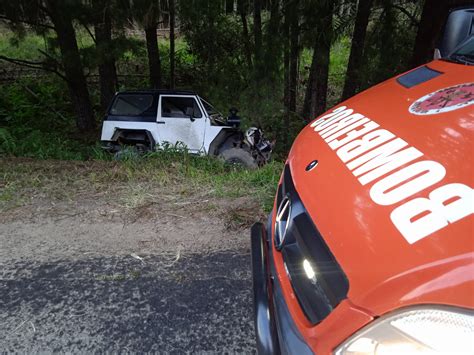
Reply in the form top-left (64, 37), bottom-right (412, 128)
top-left (220, 147), bottom-right (258, 169)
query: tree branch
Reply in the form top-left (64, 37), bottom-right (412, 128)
top-left (82, 22), bottom-right (97, 44)
top-left (390, 4), bottom-right (419, 27)
top-left (37, 49), bottom-right (60, 65)
top-left (0, 15), bottom-right (54, 30)
top-left (37, 3), bottom-right (53, 18)
top-left (0, 55), bottom-right (68, 82)
top-left (0, 55), bottom-right (44, 68)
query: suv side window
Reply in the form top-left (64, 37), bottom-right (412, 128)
top-left (161, 97), bottom-right (203, 118)
top-left (110, 94), bottom-right (155, 116)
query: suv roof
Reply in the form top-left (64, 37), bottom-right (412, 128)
top-left (116, 89), bottom-right (197, 96)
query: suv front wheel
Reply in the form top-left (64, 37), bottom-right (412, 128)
top-left (219, 147), bottom-right (258, 169)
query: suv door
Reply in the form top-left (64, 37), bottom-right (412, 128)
top-left (157, 95), bottom-right (207, 152)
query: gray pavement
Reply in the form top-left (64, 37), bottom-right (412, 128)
top-left (0, 252), bottom-right (256, 353)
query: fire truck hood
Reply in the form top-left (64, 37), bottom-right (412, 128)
top-left (287, 60), bottom-right (474, 316)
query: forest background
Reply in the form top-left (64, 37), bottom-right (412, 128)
top-left (0, 0), bottom-right (469, 160)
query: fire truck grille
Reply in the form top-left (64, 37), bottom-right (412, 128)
top-left (274, 164), bottom-right (349, 325)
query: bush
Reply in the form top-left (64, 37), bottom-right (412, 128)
top-left (0, 77), bottom-right (97, 159)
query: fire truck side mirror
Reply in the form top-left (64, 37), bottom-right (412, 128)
top-left (436, 6), bottom-right (474, 58)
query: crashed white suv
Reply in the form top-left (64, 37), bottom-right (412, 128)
top-left (100, 90), bottom-right (272, 168)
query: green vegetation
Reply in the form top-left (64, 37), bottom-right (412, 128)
top-left (328, 37), bottom-right (351, 106)
top-left (0, 1), bottom-right (434, 207)
top-left (0, 31), bottom-right (47, 60)
top-left (0, 37), bottom-right (283, 211)
top-left (0, 151), bottom-right (283, 213)
top-left (1, 0), bottom-right (429, 158)
top-left (0, 30), bottom-right (351, 160)
top-left (0, 76), bottom-right (101, 160)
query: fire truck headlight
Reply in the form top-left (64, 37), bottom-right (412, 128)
top-left (335, 306), bottom-right (473, 355)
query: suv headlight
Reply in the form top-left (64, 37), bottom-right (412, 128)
top-left (335, 306), bottom-right (473, 354)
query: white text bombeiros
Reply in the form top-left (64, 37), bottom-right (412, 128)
top-left (310, 106), bottom-right (474, 244)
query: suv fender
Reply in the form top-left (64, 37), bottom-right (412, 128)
top-left (207, 129), bottom-right (242, 156)
top-left (109, 129), bottom-right (156, 151)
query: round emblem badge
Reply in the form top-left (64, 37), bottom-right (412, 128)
top-left (409, 82), bottom-right (474, 115)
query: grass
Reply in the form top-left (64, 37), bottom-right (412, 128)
top-left (113, 151), bottom-right (284, 212)
top-left (0, 153), bottom-right (283, 214)
top-left (0, 26), bottom-right (189, 80)
top-left (0, 27), bottom-right (96, 60)
top-left (0, 31), bottom-right (48, 61)
top-left (328, 37), bottom-right (351, 106)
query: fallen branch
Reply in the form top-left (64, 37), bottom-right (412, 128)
top-left (9, 319), bottom-right (27, 334)
top-left (163, 212), bottom-right (186, 219)
top-left (20, 83), bottom-right (68, 121)
top-left (164, 246), bottom-right (181, 267)
top-left (130, 253), bottom-right (146, 264)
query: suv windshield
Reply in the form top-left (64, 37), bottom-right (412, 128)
top-left (200, 97), bottom-right (220, 116)
top-left (448, 36), bottom-right (474, 65)
top-left (199, 97), bottom-right (228, 126)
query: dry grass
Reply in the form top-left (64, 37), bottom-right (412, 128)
top-left (0, 156), bottom-right (282, 218)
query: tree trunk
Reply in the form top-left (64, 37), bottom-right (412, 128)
top-left (411, 0), bottom-right (459, 67)
top-left (264, 0), bottom-right (281, 80)
top-left (238, 0), bottom-right (253, 68)
top-left (144, 7), bottom-right (162, 89)
top-left (93, 0), bottom-right (118, 112)
top-left (282, 1), bottom-right (290, 149)
top-left (378, 2), bottom-right (398, 78)
top-left (341, 0), bottom-right (372, 100)
top-left (288, 0), bottom-right (299, 113)
top-left (253, 0), bottom-right (263, 74)
top-left (303, 0), bottom-right (333, 121)
top-left (46, 0), bottom-right (95, 132)
top-left (161, 0), bottom-right (170, 28)
top-left (226, 0), bottom-right (234, 13)
top-left (169, 0), bottom-right (175, 89)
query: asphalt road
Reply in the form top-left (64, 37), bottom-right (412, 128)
top-left (0, 251), bottom-right (256, 353)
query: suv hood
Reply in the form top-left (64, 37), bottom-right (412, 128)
top-left (288, 60), bottom-right (474, 315)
